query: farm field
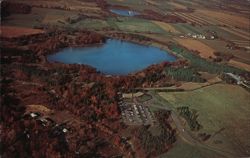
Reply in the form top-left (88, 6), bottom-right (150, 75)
top-left (172, 24), bottom-right (203, 34)
top-left (201, 40), bottom-right (250, 65)
top-left (159, 84), bottom-right (250, 157)
top-left (228, 60), bottom-right (250, 72)
top-left (112, 17), bottom-right (166, 33)
top-left (195, 9), bottom-right (250, 30)
top-left (71, 19), bottom-right (110, 30)
top-left (0, 26), bottom-right (44, 38)
top-left (152, 21), bottom-right (180, 34)
top-left (219, 27), bottom-right (250, 41)
top-left (201, 39), bottom-right (250, 71)
top-left (2, 7), bottom-right (78, 28)
top-left (168, 2), bottom-right (187, 10)
top-left (174, 38), bottom-right (216, 59)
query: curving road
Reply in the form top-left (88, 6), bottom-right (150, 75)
top-left (148, 93), bottom-right (239, 158)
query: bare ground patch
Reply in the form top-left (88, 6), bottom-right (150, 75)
top-left (229, 60), bottom-right (250, 72)
top-left (174, 38), bottom-right (216, 59)
top-left (153, 21), bottom-right (180, 34)
top-left (1, 26), bottom-right (45, 38)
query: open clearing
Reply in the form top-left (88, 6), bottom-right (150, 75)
top-left (201, 39), bottom-right (250, 66)
top-left (113, 18), bottom-right (166, 33)
top-left (0, 26), bottom-right (44, 38)
top-left (152, 21), bottom-right (180, 34)
top-left (195, 9), bottom-right (250, 30)
top-left (228, 60), bottom-right (250, 72)
top-left (172, 24), bottom-right (203, 34)
top-left (145, 73), bottom-right (222, 91)
top-left (174, 38), bottom-right (216, 59)
top-left (71, 19), bottom-right (109, 30)
top-left (174, 12), bottom-right (209, 26)
top-left (159, 84), bottom-right (250, 157)
top-left (145, 0), bottom-right (159, 6)
top-left (2, 7), bottom-right (78, 28)
top-left (159, 137), bottom-right (225, 158)
top-left (169, 2), bottom-right (187, 9)
top-left (220, 27), bottom-right (250, 41)
top-left (25, 104), bottom-right (53, 116)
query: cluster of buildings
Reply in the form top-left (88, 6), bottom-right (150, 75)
top-left (119, 102), bottom-right (156, 125)
top-left (180, 33), bottom-right (215, 40)
top-left (225, 73), bottom-right (249, 88)
top-left (23, 112), bottom-right (69, 137)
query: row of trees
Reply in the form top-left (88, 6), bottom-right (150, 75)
top-left (139, 9), bottom-right (186, 23)
top-left (177, 106), bottom-right (202, 131)
top-left (1, 1), bottom-right (31, 18)
top-left (136, 111), bottom-right (176, 157)
top-left (165, 67), bottom-right (206, 82)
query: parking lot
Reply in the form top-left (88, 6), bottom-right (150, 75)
top-left (119, 102), bottom-right (156, 125)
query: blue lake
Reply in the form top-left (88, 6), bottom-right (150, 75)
top-left (110, 9), bottom-right (139, 16)
top-left (47, 39), bottom-right (176, 75)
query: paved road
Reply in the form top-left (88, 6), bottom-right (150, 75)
top-left (137, 81), bottom-right (223, 92)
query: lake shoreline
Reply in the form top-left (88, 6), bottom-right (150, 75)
top-left (47, 38), bottom-right (176, 75)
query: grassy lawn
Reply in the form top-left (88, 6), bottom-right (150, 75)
top-left (158, 83), bottom-right (250, 157)
top-left (136, 93), bottom-right (152, 103)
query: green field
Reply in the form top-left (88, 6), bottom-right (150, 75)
top-left (158, 83), bottom-right (250, 157)
top-left (108, 17), bottom-right (167, 33)
top-left (173, 24), bottom-right (203, 34)
top-left (71, 19), bottom-right (110, 30)
top-left (159, 138), bottom-right (225, 158)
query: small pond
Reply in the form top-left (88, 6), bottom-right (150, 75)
top-left (47, 39), bottom-right (176, 75)
top-left (110, 9), bottom-right (139, 16)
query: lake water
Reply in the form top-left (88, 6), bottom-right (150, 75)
top-left (110, 9), bottom-right (139, 16)
top-left (47, 39), bottom-right (176, 75)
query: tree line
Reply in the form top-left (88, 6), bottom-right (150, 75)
top-left (177, 106), bottom-right (202, 131)
top-left (136, 111), bottom-right (176, 157)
